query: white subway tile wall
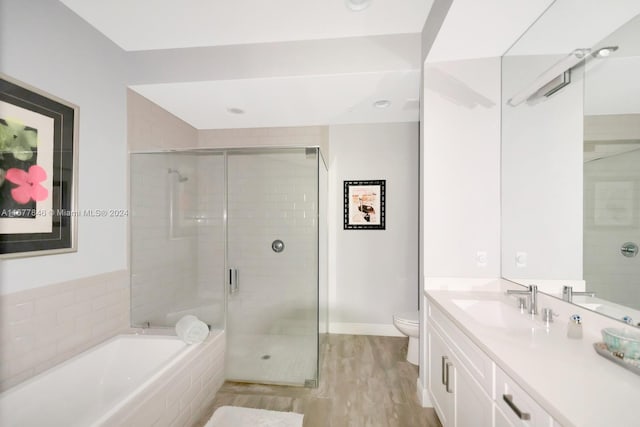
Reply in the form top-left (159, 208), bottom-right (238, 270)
top-left (131, 148), bottom-right (319, 338)
top-left (130, 153), bottom-right (226, 328)
top-left (0, 270), bottom-right (129, 391)
top-left (195, 155), bottom-right (226, 301)
top-left (227, 150), bottom-right (318, 336)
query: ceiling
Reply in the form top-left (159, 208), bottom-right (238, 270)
top-left (131, 71), bottom-right (421, 130)
top-left (59, 0), bottom-right (432, 51)
top-left (59, 0), bottom-right (432, 129)
top-left (59, 0), bottom-right (557, 130)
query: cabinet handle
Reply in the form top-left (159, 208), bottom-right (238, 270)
top-left (445, 362), bottom-right (454, 393)
top-left (503, 394), bottom-right (531, 420)
top-left (441, 356), bottom-right (448, 385)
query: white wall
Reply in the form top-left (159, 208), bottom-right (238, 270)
top-left (421, 58), bottom-right (502, 279)
top-left (501, 54), bottom-right (584, 280)
top-left (328, 122), bottom-right (419, 336)
top-left (0, 0), bottom-right (128, 294)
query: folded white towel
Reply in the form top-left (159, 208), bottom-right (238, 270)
top-left (175, 315), bottom-right (210, 344)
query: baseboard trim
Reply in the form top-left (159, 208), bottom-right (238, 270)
top-left (417, 377), bottom-right (432, 407)
top-left (328, 322), bottom-right (404, 337)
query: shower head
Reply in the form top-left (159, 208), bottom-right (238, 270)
top-left (168, 168), bottom-right (188, 182)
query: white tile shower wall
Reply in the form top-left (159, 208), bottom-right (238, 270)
top-left (227, 151), bottom-right (318, 335)
top-left (0, 270), bottom-right (129, 392)
top-left (130, 154), bottom-right (199, 326)
top-left (584, 148), bottom-right (640, 308)
top-left (103, 332), bottom-right (225, 427)
top-left (195, 155), bottom-right (225, 313)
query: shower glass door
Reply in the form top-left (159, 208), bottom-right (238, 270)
top-left (226, 148), bottom-right (319, 386)
top-left (130, 152), bottom-right (226, 330)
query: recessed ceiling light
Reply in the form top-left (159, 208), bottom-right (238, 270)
top-left (593, 46), bottom-right (619, 58)
top-left (373, 99), bottom-right (391, 109)
top-left (346, 0), bottom-right (372, 11)
top-left (227, 107), bottom-right (245, 114)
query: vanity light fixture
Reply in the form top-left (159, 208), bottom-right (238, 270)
top-left (373, 99), bottom-right (391, 109)
top-left (345, 0), bottom-right (372, 11)
top-left (507, 48), bottom-right (590, 107)
top-left (592, 46), bottom-right (619, 58)
top-left (227, 107), bottom-right (245, 115)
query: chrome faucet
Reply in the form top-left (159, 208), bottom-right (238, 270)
top-left (507, 285), bottom-right (538, 315)
top-left (562, 285), bottom-right (595, 303)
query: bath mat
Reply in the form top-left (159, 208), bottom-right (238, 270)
top-left (205, 406), bottom-right (304, 427)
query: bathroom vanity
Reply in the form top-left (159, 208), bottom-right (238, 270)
top-left (424, 287), bottom-right (640, 427)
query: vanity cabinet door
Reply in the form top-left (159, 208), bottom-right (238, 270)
top-left (428, 325), bottom-right (492, 427)
top-left (428, 327), bottom-right (454, 426)
top-left (453, 360), bottom-right (492, 427)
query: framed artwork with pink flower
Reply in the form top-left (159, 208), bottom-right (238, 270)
top-left (0, 74), bottom-right (78, 258)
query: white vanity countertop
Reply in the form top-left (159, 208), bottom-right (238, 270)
top-left (426, 289), bottom-right (640, 427)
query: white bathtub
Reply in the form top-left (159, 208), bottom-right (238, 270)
top-left (0, 334), bottom-right (197, 427)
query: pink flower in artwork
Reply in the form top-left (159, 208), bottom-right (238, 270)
top-left (5, 165), bottom-right (49, 204)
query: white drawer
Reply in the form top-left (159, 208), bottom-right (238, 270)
top-left (428, 302), bottom-right (494, 396)
top-left (495, 366), bottom-right (552, 427)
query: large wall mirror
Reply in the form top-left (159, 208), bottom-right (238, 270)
top-left (501, 0), bottom-right (640, 324)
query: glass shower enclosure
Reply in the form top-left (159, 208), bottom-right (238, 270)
top-left (130, 147), bottom-right (327, 387)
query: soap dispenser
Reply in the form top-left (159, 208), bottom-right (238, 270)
top-left (567, 314), bottom-right (583, 339)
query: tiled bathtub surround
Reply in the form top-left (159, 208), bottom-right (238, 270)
top-left (0, 270), bottom-right (129, 391)
top-left (103, 331), bottom-right (225, 427)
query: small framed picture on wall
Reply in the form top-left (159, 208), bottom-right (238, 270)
top-left (343, 180), bottom-right (385, 230)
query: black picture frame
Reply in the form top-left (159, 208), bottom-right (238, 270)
top-left (343, 180), bottom-right (386, 230)
top-left (0, 74), bottom-right (78, 258)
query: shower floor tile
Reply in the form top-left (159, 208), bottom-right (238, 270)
top-left (226, 333), bottom-right (317, 386)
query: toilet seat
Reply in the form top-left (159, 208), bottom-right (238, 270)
top-left (393, 311), bottom-right (419, 326)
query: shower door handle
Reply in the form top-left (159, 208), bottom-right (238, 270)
top-left (229, 268), bottom-right (239, 294)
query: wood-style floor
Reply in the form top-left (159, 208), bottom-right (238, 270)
top-left (198, 334), bottom-right (442, 427)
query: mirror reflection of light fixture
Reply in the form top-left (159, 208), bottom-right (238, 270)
top-left (592, 46), bottom-right (619, 58)
top-left (507, 48), bottom-right (590, 106)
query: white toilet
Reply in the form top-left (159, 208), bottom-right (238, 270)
top-left (393, 311), bottom-right (419, 365)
